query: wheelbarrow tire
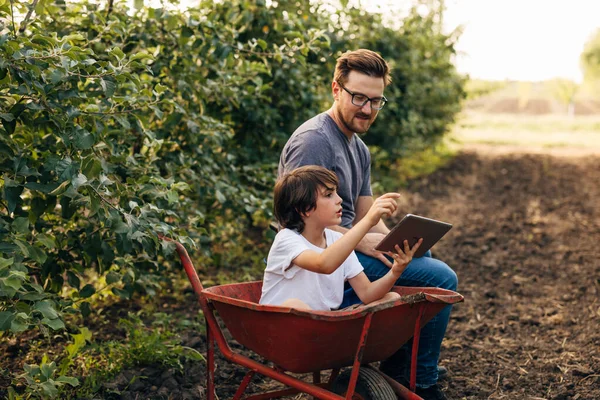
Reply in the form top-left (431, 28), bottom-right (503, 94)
top-left (331, 367), bottom-right (396, 400)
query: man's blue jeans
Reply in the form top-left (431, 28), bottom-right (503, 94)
top-left (342, 250), bottom-right (458, 388)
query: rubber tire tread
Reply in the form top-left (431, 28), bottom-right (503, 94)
top-left (331, 367), bottom-right (396, 400)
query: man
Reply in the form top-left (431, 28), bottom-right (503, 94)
top-left (278, 49), bottom-right (458, 400)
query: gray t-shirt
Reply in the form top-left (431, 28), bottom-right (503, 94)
top-left (278, 112), bottom-right (372, 228)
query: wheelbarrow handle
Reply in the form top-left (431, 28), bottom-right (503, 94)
top-left (158, 235), bottom-right (205, 295)
top-left (424, 293), bottom-right (464, 304)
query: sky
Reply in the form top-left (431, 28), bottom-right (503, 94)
top-left (368, 0), bottom-right (600, 82)
top-left (445, 0), bottom-right (600, 82)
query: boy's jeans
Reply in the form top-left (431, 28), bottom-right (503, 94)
top-left (343, 251), bottom-right (458, 388)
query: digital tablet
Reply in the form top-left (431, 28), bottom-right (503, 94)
top-left (375, 214), bottom-right (452, 258)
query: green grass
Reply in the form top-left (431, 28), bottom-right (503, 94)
top-left (452, 111), bottom-right (600, 148)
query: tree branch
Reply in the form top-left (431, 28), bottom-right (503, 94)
top-left (106, 0), bottom-right (114, 19)
top-left (18, 0), bottom-right (40, 34)
top-left (9, 0), bottom-right (17, 36)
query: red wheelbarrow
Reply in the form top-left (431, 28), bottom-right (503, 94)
top-left (170, 239), bottom-right (463, 399)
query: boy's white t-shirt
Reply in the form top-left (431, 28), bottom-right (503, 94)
top-left (259, 228), bottom-right (364, 311)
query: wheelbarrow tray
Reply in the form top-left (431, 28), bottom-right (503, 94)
top-left (203, 281), bottom-right (461, 373)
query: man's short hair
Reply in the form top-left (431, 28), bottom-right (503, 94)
top-left (334, 49), bottom-right (392, 86)
top-left (274, 166), bottom-right (339, 233)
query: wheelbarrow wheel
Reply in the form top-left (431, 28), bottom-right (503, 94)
top-left (331, 367), bottom-right (396, 400)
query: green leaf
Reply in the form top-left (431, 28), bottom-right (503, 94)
top-left (74, 130), bottom-right (95, 150)
top-left (48, 68), bottom-right (65, 84)
top-left (257, 39), bottom-right (268, 50)
top-left (29, 246), bottom-right (48, 265)
top-left (71, 173), bottom-right (88, 189)
top-left (4, 276), bottom-right (23, 291)
top-left (14, 240), bottom-right (32, 258)
top-left (0, 257), bottom-right (14, 270)
top-left (114, 114), bottom-right (130, 129)
top-left (40, 381), bottom-right (58, 397)
top-left (129, 51), bottom-right (151, 62)
top-left (26, 182), bottom-right (60, 194)
top-left (100, 79), bottom-right (116, 97)
top-left (106, 271), bottom-right (120, 284)
top-left (12, 217), bottom-right (29, 234)
top-left (4, 184), bottom-right (23, 213)
top-left (37, 234), bottom-right (56, 249)
top-left (0, 311), bottom-right (14, 331)
top-left (11, 313), bottom-right (29, 333)
top-left (149, 105), bottom-right (163, 119)
top-left (67, 271), bottom-right (80, 290)
top-left (55, 376), bottom-right (79, 386)
top-left (63, 33), bottom-right (85, 42)
top-left (111, 287), bottom-right (130, 299)
top-left (89, 191), bottom-right (101, 216)
top-left (79, 284), bottom-right (95, 298)
top-left (48, 180), bottom-right (70, 196)
top-left (154, 83), bottom-right (169, 95)
top-left (80, 302), bottom-right (91, 318)
top-left (0, 113), bottom-right (14, 121)
top-left (1, 117), bottom-right (16, 135)
top-left (42, 317), bottom-right (65, 331)
top-left (41, 362), bottom-right (56, 378)
top-left (215, 190), bottom-right (226, 204)
top-left (55, 157), bottom-right (74, 181)
top-left (110, 47), bottom-right (125, 60)
top-left (34, 300), bottom-right (59, 319)
top-left (82, 157), bottom-right (102, 179)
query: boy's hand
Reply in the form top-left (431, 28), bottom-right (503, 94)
top-left (365, 193), bottom-right (401, 226)
top-left (386, 238), bottom-right (423, 276)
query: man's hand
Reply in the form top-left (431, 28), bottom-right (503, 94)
top-left (356, 232), bottom-right (394, 268)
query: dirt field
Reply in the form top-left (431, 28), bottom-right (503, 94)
top-left (398, 147), bottom-right (600, 399)
top-left (2, 146), bottom-right (599, 400)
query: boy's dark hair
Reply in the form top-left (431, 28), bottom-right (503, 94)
top-left (334, 49), bottom-right (392, 87)
top-left (274, 166), bottom-right (339, 233)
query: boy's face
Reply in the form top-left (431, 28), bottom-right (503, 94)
top-left (306, 185), bottom-right (343, 227)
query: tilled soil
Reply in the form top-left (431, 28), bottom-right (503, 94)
top-left (2, 148), bottom-right (599, 399)
top-left (399, 148), bottom-right (600, 400)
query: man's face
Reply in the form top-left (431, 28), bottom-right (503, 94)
top-left (332, 70), bottom-right (386, 135)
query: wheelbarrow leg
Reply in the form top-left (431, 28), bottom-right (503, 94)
top-left (311, 371), bottom-right (321, 400)
top-left (327, 368), bottom-right (341, 386)
top-left (409, 305), bottom-right (426, 393)
top-left (233, 371), bottom-right (256, 400)
top-left (207, 318), bottom-right (217, 400)
top-left (345, 313), bottom-right (373, 400)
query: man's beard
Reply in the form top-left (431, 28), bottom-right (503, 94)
top-left (339, 109), bottom-right (373, 134)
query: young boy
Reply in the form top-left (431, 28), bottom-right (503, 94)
top-left (260, 166), bottom-right (422, 311)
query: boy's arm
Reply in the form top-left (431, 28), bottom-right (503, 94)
top-left (353, 196), bottom-right (394, 267)
top-left (348, 240), bottom-right (422, 304)
top-left (355, 196), bottom-right (390, 234)
top-left (347, 270), bottom-right (400, 305)
top-left (293, 216), bottom-right (376, 274)
top-left (294, 193), bottom-right (400, 274)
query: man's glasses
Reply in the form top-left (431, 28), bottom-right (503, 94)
top-left (337, 81), bottom-right (388, 110)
